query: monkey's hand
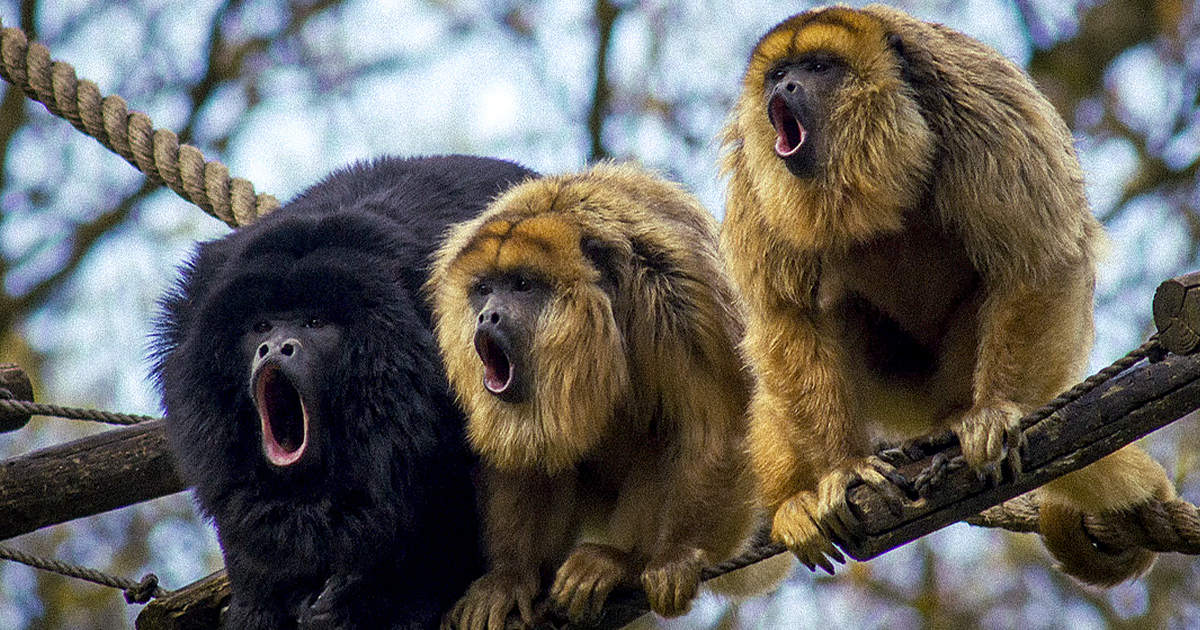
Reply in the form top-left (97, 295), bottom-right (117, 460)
top-left (442, 568), bottom-right (540, 630)
top-left (640, 546), bottom-right (707, 618)
top-left (296, 572), bottom-right (361, 630)
top-left (550, 543), bottom-right (638, 623)
top-left (954, 403), bottom-right (1026, 483)
top-left (774, 457), bottom-right (906, 573)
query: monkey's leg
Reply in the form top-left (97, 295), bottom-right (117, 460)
top-left (445, 468), bottom-right (578, 630)
top-left (746, 309), bottom-right (887, 573)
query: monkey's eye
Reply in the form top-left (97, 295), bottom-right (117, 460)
top-left (769, 68), bottom-right (787, 82)
top-left (252, 321), bottom-right (272, 334)
top-left (303, 318), bottom-right (326, 329)
top-left (473, 282), bottom-right (492, 296)
top-left (514, 277), bottom-right (532, 292)
top-left (803, 61), bottom-right (830, 74)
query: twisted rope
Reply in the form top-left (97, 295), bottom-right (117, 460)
top-left (0, 398), bottom-right (159, 426)
top-left (0, 544), bottom-right (169, 604)
top-left (0, 18), bottom-right (278, 227)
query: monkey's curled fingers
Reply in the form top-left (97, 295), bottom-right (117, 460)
top-left (640, 547), bottom-right (707, 618)
top-left (772, 490), bottom-right (845, 574)
top-left (443, 568), bottom-right (540, 630)
top-left (954, 404), bottom-right (1025, 484)
top-left (297, 572), bottom-right (361, 630)
top-left (819, 456), bottom-right (908, 542)
top-left (550, 543), bottom-right (637, 623)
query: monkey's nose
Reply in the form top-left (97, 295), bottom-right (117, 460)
top-left (257, 338), bottom-right (303, 361)
top-left (477, 310), bottom-right (502, 326)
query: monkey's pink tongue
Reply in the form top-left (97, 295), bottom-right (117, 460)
top-left (475, 332), bottom-right (513, 395)
top-left (254, 366), bottom-right (309, 467)
top-left (769, 95), bottom-right (806, 157)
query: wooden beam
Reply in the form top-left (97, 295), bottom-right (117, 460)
top-left (0, 420), bottom-right (186, 541)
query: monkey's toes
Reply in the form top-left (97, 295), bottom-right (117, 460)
top-left (641, 547), bottom-right (706, 617)
top-left (772, 492), bottom-right (845, 574)
top-left (550, 543), bottom-right (634, 622)
top-left (955, 404), bottom-right (1025, 482)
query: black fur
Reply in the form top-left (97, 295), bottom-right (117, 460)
top-left (151, 155), bottom-right (536, 629)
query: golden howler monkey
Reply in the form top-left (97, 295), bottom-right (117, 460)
top-left (430, 163), bottom-right (760, 628)
top-left (720, 5), bottom-right (1175, 586)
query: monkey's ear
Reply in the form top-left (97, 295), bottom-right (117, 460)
top-left (887, 32), bottom-right (937, 89)
top-left (581, 236), bottom-right (621, 292)
top-left (886, 30), bottom-right (946, 123)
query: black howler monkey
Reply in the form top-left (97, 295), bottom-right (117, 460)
top-left (152, 155), bottom-right (535, 629)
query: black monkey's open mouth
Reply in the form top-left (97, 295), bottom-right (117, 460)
top-left (474, 328), bottom-right (514, 396)
top-left (253, 364), bottom-right (310, 467)
top-left (769, 94), bottom-right (807, 157)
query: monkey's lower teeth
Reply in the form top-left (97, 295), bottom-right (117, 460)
top-left (484, 358), bottom-right (512, 393)
top-left (256, 367), bottom-right (308, 466)
top-left (769, 97), bottom-right (805, 156)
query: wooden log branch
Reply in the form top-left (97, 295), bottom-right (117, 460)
top-left (0, 420), bottom-right (185, 541)
top-left (136, 571), bottom-right (228, 630)
top-left (1154, 270), bottom-right (1200, 355)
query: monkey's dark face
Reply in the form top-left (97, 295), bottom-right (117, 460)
top-left (241, 314), bottom-right (343, 470)
top-left (764, 53), bottom-right (848, 178)
top-left (469, 270), bottom-right (552, 404)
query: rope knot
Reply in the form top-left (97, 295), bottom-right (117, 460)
top-left (124, 573), bottom-right (161, 604)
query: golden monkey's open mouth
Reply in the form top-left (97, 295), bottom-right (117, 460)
top-left (769, 94), bottom-right (807, 157)
top-left (253, 364), bottom-right (311, 467)
top-left (474, 328), bottom-right (514, 396)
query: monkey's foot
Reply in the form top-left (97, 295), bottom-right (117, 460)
top-left (955, 404), bottom-right (1026, 483)
top-left (550, 543), bottom-right (637, 623)
top-left (641, 546), bottom-right (707, 618)
top-left (443, 568), bottom-right (540, 630)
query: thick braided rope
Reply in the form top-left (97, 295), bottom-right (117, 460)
top-left (969, 494), bottom-right (1200, 555)
top-left (0, 398), bottom-right (158, 425)
top-left (0, 18), bottom-right (278, 227)
top-left (0, 544), bottom-right (168, 603)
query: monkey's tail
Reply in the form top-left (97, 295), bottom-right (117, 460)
top-left (1038, 502), bottom-right (1156, 588)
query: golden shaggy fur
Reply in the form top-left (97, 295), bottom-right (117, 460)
top-left (429, 163), bottom-right (762, 626)
top-left (721, 4), bottom-right (1174, 587)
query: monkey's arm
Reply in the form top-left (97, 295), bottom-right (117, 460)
top-left (744, 305), bottom-right (904, 572)
top-left (634, 357), bottom-right (758, 618)
top-left (446, 467), bottom-right (577, 630)
top-left (954, 275), bottom-right (1097, 473)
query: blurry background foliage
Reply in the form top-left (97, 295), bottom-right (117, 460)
top-left (0, 0), bottom-right (1196, 628)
